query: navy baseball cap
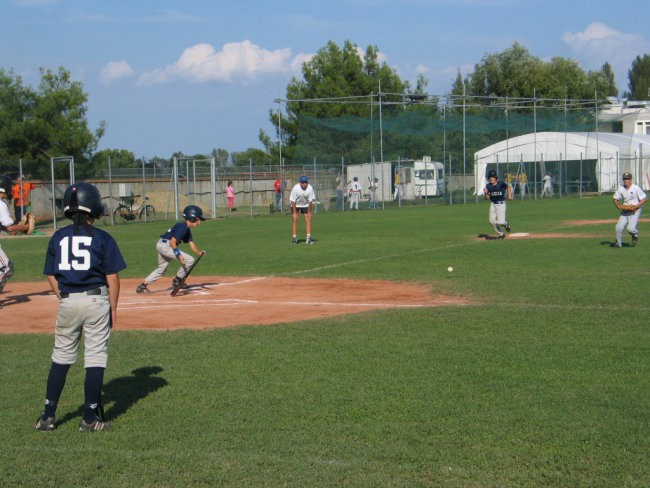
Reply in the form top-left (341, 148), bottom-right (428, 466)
top-left (299, 175), bottom-right (308, 183)
top-left (622, 172), bottom-right (632, 180)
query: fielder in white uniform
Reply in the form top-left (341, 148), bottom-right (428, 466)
top-left (541, 173), bottom-right (553, 197)
top-left (290, 175), bottom-right (316, 244)
top-left (612, 172), bottom-right (647, 248)
top-left (348, 177), bottom-right (362, 210)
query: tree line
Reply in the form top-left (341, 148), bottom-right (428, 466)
top-left (1, 42), bottom-right (649, 178)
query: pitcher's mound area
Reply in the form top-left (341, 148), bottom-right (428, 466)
top-left (0, 277), bottom-right (468, 334)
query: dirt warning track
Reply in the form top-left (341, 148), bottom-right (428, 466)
top-left (0, 277), bottom-right (469, 334)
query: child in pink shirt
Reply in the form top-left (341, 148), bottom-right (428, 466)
top-left (226, 181), bottom-right (235, 212)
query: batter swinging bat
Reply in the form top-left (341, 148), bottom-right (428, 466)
top-left (170, 252), bottom-right (204, 297)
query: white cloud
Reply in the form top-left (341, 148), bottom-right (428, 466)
top-left (100, 61), bottom-right (134, 85)
top-left (415, 64), bottom-right (431, 75)
top-left (138, 41), bottom-right (297, 86)
top-left (290, 53), bottom-right (314, 74)
top-left (562, 22), bottom-right (639, 52)
top-left (563, 22), bottom-right (650, 91)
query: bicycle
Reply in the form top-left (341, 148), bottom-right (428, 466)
top-left (113, 195), bottom-right (156, 221)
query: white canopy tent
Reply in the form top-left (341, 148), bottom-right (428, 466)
top-left (474, 132), bottom-right (650, 194)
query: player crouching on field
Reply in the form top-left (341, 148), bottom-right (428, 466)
top-left (0, 175), bottom-right (36, 294)
top-left (136, 205), bottom-right (206, 293)
top-left (290, 175), bottom-right (316, 244)
top-left (36, 182), bottom-right (127, 432)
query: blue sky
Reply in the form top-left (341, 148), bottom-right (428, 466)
top-left (2, 0), bottom-right (649, 159)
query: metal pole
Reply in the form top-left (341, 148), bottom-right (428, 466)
top-left (280, 157), bottom-right (284, 212)
top-left (595, 92), bottom-right (601, 195)
top-left (192, 160), bottom-right (197, 204)
top-left (211, 157), bottom-right (216, 218)
top-left (448, 154), bottom-right (452, 205)
top-left (313, 157), bottom-right (317, 214)
top-left (278, 102), bottom-right (283, 168)
top-left (462, 85), bottom-right (466, 204)
top-left (173, 157), bottom-right (179, 220)
top-left (108, 156), bottom-right (114, 225)
top-left (18, 159), bottom-right (24, 221)
top-left (249, 157), bottom-right (253, 218)
top-left (50, 157), bottom-right (57, 230)
top-left (142, 157), bottom-right (147, 222)
top-left (378, 81), bottom-right (384, 211)
top-left (185, 160), bottom-right (190, 197)
top-left (341, 155), bottom-right (345, 212)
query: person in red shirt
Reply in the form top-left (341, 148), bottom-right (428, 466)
top-left (12, 176), bottom-right (38, 221)
top-left (274, 178), bottom-right (283, 211)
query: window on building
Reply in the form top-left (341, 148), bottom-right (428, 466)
top-left (635, 121), bottom-right (650, 135)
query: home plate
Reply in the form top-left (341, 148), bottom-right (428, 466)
top-left (509, 232), bottom-right (530, 237)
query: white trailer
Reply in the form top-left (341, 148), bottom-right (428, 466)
top-left (346, 156), bottom-right (445, 203)
top-left (408, 156), bottom-right (445, 198)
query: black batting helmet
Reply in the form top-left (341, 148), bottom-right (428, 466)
top-left (182, 205), bottom-right (206, 223)
top-left (63, 182), bottom-right (103, 219)
top-left (0, 175), bottom-right (12, 195)
top-left (487, 170), bottom-right (498, 179)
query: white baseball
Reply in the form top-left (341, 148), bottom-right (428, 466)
top-left (447, 266), bottom-right (454, 272)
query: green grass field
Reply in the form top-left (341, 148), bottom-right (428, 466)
top-left (1, 196), bottom-right (648, 487)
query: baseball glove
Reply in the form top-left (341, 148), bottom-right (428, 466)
top-left (619, 204), bottom-right (637, 212)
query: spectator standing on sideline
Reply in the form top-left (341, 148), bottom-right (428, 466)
top-left (274, 178), bottom-right (283, 212)
top-left (348, 176), bottom-right (362, 210)
top-left (369, 177), bottom-right (379, 207)
top-left (290, 175), bottom-right (316, 245)
top-left (226, 181), bottom-right (235, 212)
top-left (12, 175), bottom-right (38, 221)
top-left (517, 170), bottom-right (528, 199)
top-left (542, 173), bottom-right (553, 198)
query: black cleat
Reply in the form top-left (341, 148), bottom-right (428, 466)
top-left (35, 416), bottom-right (56, 432)
top-left (505, 225), bottom-right (511, 232)
top-left (79, 418), bottom-right (111, 432)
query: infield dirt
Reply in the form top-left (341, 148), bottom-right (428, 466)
top-left (0, 277), bottom-right (469, 334)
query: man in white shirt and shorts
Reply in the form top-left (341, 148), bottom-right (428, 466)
top-left (290, 175), bottom-right (316, 245)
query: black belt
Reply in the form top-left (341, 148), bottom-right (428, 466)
top-left (60, 288), bottom-right (103, 299)
top-left (493, 201), bottom-right (505, 204)
top-left (161, 239), bottom-right (168, 243)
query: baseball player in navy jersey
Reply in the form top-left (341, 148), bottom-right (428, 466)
top-left (483, 170), bottom-right (513, 239)
top-left (290, 175), bottom-right (316, 244)
top-left (35, 182), bottom-right (127, 432)
top-left (0, 175), bottom-right (37, 295)
top-left (612, 172), bottom-right (647, 248)
top-left (136, 205), bottom-right (205, 293)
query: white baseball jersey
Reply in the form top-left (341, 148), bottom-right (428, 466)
top-left (0, 199), bottom-right (14, 229)
top-left (348, 181), bottom-right (362, 193)
top-left (614, 183), bottom-right (646, 205)
top-left (289, 183), bottom-right (315, 208)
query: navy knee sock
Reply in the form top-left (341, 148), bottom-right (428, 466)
top-left (83, 367), bottom-right (105, 423)
top-left (43, 362), bottom-right (71, 418)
